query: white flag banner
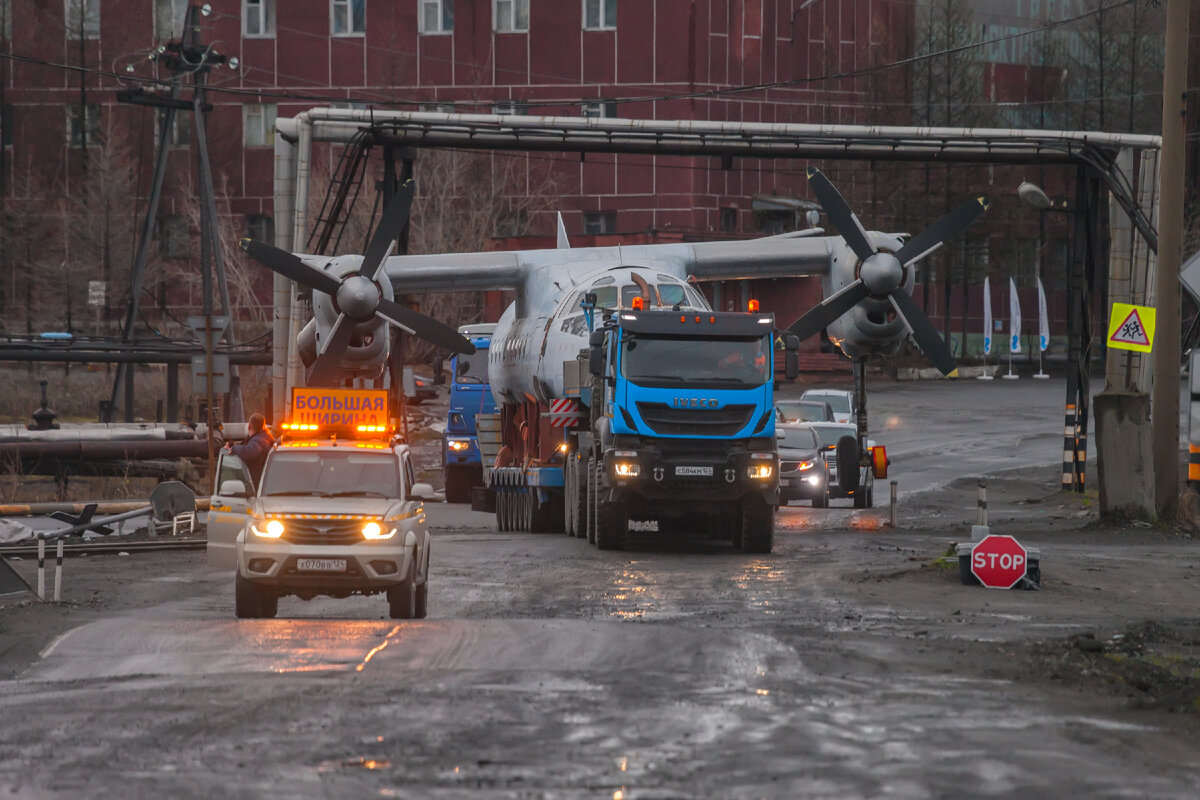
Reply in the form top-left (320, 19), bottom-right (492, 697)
top-left (1009, 277), bottom-right (1022, 354)
top-left (1037, 277), bottom-right (1049, 352)
top-left (982, 277), bottom-right (993, 355)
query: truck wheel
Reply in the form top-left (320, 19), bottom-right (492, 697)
top-left (388, 562), bottom-right (417, 619)
top-left (739, 495), bottom-right (775, 554)
top-left (415, 578), bottom-right (428, 619)
top-left (595, 498), bottom-right (628, 551)
top-left (586, 457), bottom-right (598, 545)
top-left (235, 572), bottom-right (275, 619)
top-left (445, 466), bottom-right (471, 504)
top-left (574, 458), bottom-right (589, 539)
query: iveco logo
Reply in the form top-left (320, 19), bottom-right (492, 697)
top-left (673, 397), bottom-right (719, 409)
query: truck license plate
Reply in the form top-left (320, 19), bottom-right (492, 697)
top-left (297, 558), bottom-right (347, 572)
top-left (675, 466), bottom-right (713, 477)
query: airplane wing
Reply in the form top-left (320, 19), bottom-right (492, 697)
top-left (684, 235), bottom-right (836, 281)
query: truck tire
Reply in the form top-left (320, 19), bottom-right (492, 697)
top-left (586, 457), bottom-right (598, 545)
top-left (595, 498), bottom-right (628, 551)
top-left (388, 562), bottom-right (417, 619)
top-left (836, 435), bottom-right (860, 495)
top-left (444, 466), bottom-right (472, 504)
top-left (564, 458), bottom-right (577, 536)
top-left (235, 572), bottom-right (277, 619)
top-left (574, 457), bottom-right (589, 538)
top-left (739, 495), bottom-right (774, 554)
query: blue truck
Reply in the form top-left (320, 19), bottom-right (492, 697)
top-left (441, 324), bottom-right (497, 503)
top-left (486, 307), bottom-right (799, 553)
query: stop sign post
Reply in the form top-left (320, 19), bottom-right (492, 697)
top-left (970, 535), bottom-right (1028, 589)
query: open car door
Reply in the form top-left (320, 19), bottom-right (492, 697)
top-left (206, 452), bottom-right (254, 569)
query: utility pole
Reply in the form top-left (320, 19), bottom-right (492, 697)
top-left (1152, 0), bottom-right (1189, 519)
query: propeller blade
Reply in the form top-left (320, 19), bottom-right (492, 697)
top-left (360, 180), bottom-right (416, 279)
top-left (807, 167), bottom-right (875, 263)
top-left (888, 289), bottom-right (958, 376)
top-left (375, 298), bottom-right (476, 355)
top-left (240, 239), bottom-right (341, 297)
top-left (786, 280), bottom-right (870, 342)
top-left (306, 314), bottom-right (359, 387)
top-left (893, 196), bottom-right (990, 267)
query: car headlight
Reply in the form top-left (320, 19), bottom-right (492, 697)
top-left (250, 519), bottom-right (285, 539)
top-left (613, 461), bottom-right (640, 478)
top-left (747, 464), bottom-right (774, 480)
top-left (447, 439), bottom-right (470, 451)
top-left (363, 519), bottom-right (397, 540)
top-left (797, 460), bottom-right (815, 471)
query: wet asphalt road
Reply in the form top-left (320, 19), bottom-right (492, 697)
top-left (2, 377), bottom-right (1198, 798)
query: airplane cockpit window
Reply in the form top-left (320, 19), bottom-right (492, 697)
top-left (685, 285), bottom-right (708, 308)
top-left (621, 284), bottom-right (648, 307)
top-left (658, 284), bottom-right (687, 306)
top-left (591, 286), bottom-right (618, 308)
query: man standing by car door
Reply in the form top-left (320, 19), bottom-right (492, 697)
top-left (223, 413), bottom-right (274, 491)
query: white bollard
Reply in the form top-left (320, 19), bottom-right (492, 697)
top-left (972, 480), bottom-right (991, 542)
top-left (889, 480), bottom-right (898, 528)
top-left (53, 538), bottom-right (63, 603)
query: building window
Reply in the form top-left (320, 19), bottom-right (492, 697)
top-left (492, 101), bottom-right (528, 116)
top-left (2, 0), bottom-right (13, 40)
top-left (419, 0), bottom-right (453, 34)
top-left (420, 102), bottom-right (456, 113)
top-left (583, 0), bottom-right (616, 30)
top-left (154, 0), bottom-right (187, 41)
top-left (494, 0), bottom-right (528, 33)
top-left (160, 215), bottom-right (190, 258)
top-left (720, 207), bottom-right (737, 233)
top-left (332, 0), bottom-right (365, 35)
top-left (66, 105), bottom-right (100, 147)
top-left (243, 104), bottom-right (277, 147)
top-left (583, 212), bottom-right (616, 235)
top-left (245, 0), bottom-right (275, 37)
top-left (582, 99), bottom-right (617, 119)
top-left (64, 0), bottom-right (99, 39)
top-left (158, 110), bottom-right (191, 148)
top-left (247, 214), bottom-right (274, 244)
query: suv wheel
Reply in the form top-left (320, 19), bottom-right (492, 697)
top-left (235, 572), bottom-right (277, 619)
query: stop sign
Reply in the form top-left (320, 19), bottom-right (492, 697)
top-left (970, 535), bottom-right (1028, 589)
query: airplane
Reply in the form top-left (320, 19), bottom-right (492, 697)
top-left (240, 168), bottom-right (987, 444)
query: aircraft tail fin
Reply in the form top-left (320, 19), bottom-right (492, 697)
top-left (556, 213), bottom-right (571, 249)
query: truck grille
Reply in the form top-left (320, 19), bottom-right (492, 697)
top-left (281, 518), bottom-right (364, 545)
top-left (635, 402), bottom-right (755, 437)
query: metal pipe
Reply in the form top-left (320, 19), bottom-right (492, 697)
top-left (0, 348), bottom-right (271, 365)
top-left (0, 439), bottom-right (210, 460)
top-left (0, 499), bottom-right (209, 517)
top-left (273, 118), bottom-right (299, 425)
top-left (287, 114), bottom-right (313, 414)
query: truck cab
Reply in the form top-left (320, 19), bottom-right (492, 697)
top-left (442, 324), bottom-right (496, 502)
top-left (206, 388), bottom-right (435, 620)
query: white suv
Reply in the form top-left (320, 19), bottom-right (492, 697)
top-left (800, 388), bottom-right (856, 424)
top-left (207, 438), bottom-right (434, 620)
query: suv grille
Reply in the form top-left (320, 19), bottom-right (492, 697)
top-left (281, 517), bottom-right (364, 545)
top-left (635, 402), bottom-right (755, 437)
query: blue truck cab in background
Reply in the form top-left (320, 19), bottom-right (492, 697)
top-left (442, 324), bottom-right (496, 503)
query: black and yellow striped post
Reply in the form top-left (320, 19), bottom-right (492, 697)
top-left (1189, 351), bottom-right (1200, 495)
top-left (1189, 444), bottom-right (1200, 489)
top-left (1062, 403), bottom-right (1076, 491)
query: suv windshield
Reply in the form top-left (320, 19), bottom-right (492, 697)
top-left (621, 334), bottom-right (770, 389)
top-left (261, 451), bottom-right (401, 498)
top-left (809, 425), bottom-right (856, 447)
top-left (805, 392), bottom-right (851, 413)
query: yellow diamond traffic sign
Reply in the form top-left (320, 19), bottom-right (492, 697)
top-left (1106, 302), bottom-right (1156, 353)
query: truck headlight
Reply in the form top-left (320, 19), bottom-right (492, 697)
top-left (363, 520), bottom-right (397, 540)
top-left (613, 461), bottom-right (640, 478)
top-left (447, 439), bottom-right (470, 451)
top-left (747, 464), bottom-right (774, 480)
top-left (250, 519), bottom-right (285, 539)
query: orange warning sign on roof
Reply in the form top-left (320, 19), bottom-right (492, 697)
top-left (1106, 303), bottom-right (1155, 353)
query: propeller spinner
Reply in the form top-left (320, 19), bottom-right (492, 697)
top-left (240, 179), bottom-right (475, 387)
top-left (788, 168), bottom-right (989, 376)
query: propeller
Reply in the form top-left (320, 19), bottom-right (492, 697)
top-left (788, 168), bottom-right (988, 376)
top-left (240, 179), bottom-right (475, 387)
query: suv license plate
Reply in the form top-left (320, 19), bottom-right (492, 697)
top-left (675, 466), bottom-right (713, 477)
top-left (297, 558), bottom-right (347, 572)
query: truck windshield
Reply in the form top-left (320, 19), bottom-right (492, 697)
top-left (621, 334), bottom-right (770, 388)
top-left (454, 350), bottom-right (489, 384)
top-left (260, 451), bottom-right (401, 498)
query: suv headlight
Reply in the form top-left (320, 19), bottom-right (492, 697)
top-left (363, 519), bottom-right (397, 541)
top-left (250, 519), bottom-right (285, 539)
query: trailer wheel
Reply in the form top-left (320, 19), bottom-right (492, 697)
top-left (573, 456), bottom-right (589, 538)
top-left (836, 435), bottom-right (860, 495)
top-left (739, 495), bottom-right (774, 554)
top-left (564, 457), bottom-right (577, 536)
top-left (586, 456), bottom-right (598, 545)
top-left (595, 498), bottom-right (628, 551)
